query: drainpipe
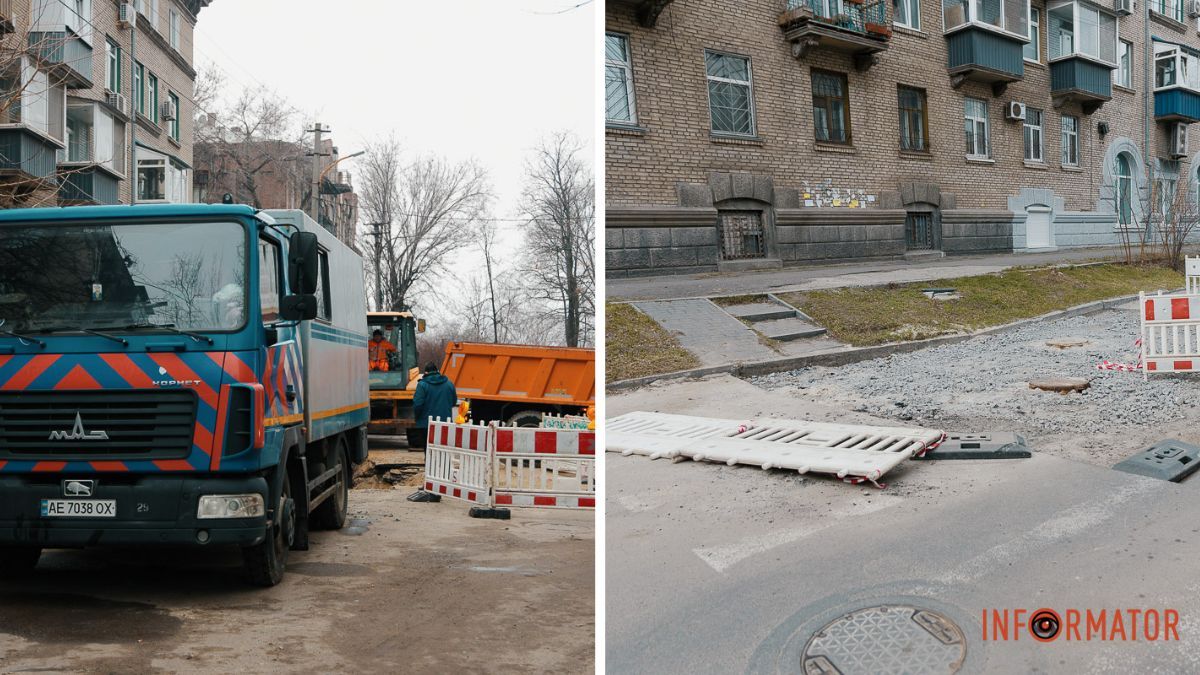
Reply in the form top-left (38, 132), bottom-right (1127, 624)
top-left (128, 18), bottom-right (136, 205)
top-left (1143, 0), bottom-right (1152, 244)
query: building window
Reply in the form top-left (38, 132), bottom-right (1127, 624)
top-left (1153, 0), bottom-right (1184, 23)
top-left (1115, 39), bottom-right (1132, 87)
top-left (1024, 108), bottom-right (1043, 162)
top-left (812, 70), bottom-right (850, 144)
top-left (105, 38), bottom-right (121, 92)
top-left (1024, 7), bottom-right (1040, 61)
top-left (1155, 44), bottom-right (1199, 90)
top-left (964, 97), bottom-right (989, 158)
top-left (65, 104), bottom-right (93, 162)
top-left (1048, 2), bottom-right (1118, 64)
top-left (705, 51), bottom-right (754, 136)
top-left (605, 33), bottom-right (636, 125)
top-left (169, 91), bottom-right (179, 140)
top-left (1158, 171), bottom-right (1178, 217)
top-left (138, 157), bottom-right (166, 201)
top-left (1115, 152), bottom-right (1133, 224)
top-left (148, 72), bottom-right (159, 124)
top-left (942, 0), bottom-right (1028, 37)
top-left (169, 8), bottom-right (180, 50)
top-left (1060, 114), bottom-right (1079, 166)
top-left (895, 0), bottom-right (920, 29)
top-left (898, 85), bottom-right (927, 151)
top-left (133, 61), bottom-right (144, 115)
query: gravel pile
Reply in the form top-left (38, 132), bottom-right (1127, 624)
top-left (748, 307), bottom-right (1200, 436)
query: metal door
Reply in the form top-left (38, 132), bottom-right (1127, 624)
top-left (905, 212), bottom-right (934, 250)
top-left (719, 211), bottom-right (766, 260)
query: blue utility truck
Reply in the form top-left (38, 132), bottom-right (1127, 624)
top-left (0, 205), bottom-right (369, 586)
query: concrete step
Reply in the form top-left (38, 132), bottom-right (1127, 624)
top-left (723, 302), bottom-right (796, 322)
top-left (903, 249), bottom-right (945, 262)
top-left (754, 317), bottom-right (827, 341)
top-left (717, 258), bottom-right (783, 273)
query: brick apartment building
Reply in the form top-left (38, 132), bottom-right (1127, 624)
top-left (0, 0), bottom-right (208, 208)
top-left (606, 0), bottom-right (1200, 276)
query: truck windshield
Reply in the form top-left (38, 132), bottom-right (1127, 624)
top-left (0, 221), bottom-right (247, 333)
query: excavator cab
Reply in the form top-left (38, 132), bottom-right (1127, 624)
top-left (367, 311), bottom-right (424, 436)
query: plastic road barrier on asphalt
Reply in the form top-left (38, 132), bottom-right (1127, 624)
top-left (423, 420), bottom-right (596, 510)
top-left (606, 411), bottom-right (945, 486)
top-left (1140, 291), bottom-right (1200, 378)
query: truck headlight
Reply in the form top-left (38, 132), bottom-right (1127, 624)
top-left (197, 494), bottom-right (265, 519)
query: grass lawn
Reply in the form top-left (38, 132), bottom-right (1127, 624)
top-left (606, 303), bottom-right (700, 383)
top-left (779, 264), bottom-right (1184, 347)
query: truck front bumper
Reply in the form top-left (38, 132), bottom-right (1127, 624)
top-left (0, 474), bottom-right (271, 548)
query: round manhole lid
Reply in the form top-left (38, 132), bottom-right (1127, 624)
top-left (802, 605), bottom-right (966, 675)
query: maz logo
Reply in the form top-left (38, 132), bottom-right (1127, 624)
top-left (49, 413), bottom-right (109, 441)
top-left (154, 366), bottom-right (200, 387)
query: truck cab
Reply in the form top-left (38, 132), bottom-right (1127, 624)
top-left (366, 311), bottom-right (422, 439)
top-left (0, 204), bottom-right (369, 586)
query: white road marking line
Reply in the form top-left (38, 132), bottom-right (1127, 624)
top-left (692, 496), bottom-right (903, 573)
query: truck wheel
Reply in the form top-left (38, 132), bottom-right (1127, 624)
top-left (312, 437), bottom-right (349, 530)
top-left (0, 546), bottom-right (41, 574)
top-left (243, 469), bottom-right (294, 587)
top-left (508, 410), bottom-right (545, 428)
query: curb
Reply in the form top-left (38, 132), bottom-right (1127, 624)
top-left (606, 291), bottom-right (1161, 392)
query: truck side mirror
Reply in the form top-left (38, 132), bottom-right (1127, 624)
top-left (288, 232), bottom-right (319, 295)
top-left (280, 293), bottom-right (318, 321)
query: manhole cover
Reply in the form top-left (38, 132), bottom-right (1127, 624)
top-left (802, 605), bottom-right (966, 675)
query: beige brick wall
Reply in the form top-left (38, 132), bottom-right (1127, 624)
top-left (606, 0), bottom-right (1200, 213)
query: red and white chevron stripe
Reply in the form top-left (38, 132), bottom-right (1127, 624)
top-left (494, 427), bottom-right (596, 455)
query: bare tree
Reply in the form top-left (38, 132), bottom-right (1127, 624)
top-left (519, 132), bottom-right (595, 347)
top-left (357, 138), bottom-right (491, 312)
top-left (476, 219), bottom-right (502, 342)
top-left (1107, 157), bottom-right (1200, 270)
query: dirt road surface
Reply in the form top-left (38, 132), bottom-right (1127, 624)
top-left (0, 483), bottom-right (594, 674)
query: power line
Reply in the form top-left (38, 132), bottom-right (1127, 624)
top-left (527, 0), bottom-right (594, 14)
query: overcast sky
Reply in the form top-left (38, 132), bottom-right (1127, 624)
top-left (193, 0), bottom-right (596, 326)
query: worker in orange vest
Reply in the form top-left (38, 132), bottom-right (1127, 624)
top-left (368, 330), bottom-right (396, 371)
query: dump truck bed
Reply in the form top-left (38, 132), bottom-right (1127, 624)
top-left (441, 342), bottom-right (595, 409)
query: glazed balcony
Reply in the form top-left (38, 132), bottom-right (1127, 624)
top-left (58, 166), bottom-right (120, 205)
top-left (1154, 45), bottom-right (1200, 122)
top-left (943, 0), bottom-right (1029, 95)
top-left (0, 128), bottom-right (61, 181)
top-left (1045, 0), bottom-right (1117, 113)
top-left (28, 29), bottom-right (94, 89)
top-left (778, 0), bottom-right (891, 72)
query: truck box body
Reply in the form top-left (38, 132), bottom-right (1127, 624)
top-left (0, 205), bottom-right (367, 580)
top-left (440, 341), bottom-right (595, 425)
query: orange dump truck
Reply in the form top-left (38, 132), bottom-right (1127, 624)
top-left (440, 342), bottom-right (595, 427)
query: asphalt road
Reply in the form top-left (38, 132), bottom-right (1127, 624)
top-left (0, 487), bottom-right (594, 674)
top-left (606, 375), bottom-right (1200, 673)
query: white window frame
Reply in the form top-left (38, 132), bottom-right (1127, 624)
top-left (104, 37), bottom-right (120, 93)
top-left (1061, 114), bottom-right (1079, 166)
top-left (895, 0), bottom-right (921, 30)
top-left (1152, 0), bottom-right (1185, 23)
top-left (942, 0), bottom-right (1031, 41)
top-left (1024, 6), bottom-right (1041, 62)
top-left (1114, 39), bottom-right (1132, 87)
top-left (1155, 43), bottom-right (1200, 92)
top-left (964, 97), bottom-right (990, 159)
top-left (704, 50), bottom-right (756, 137)
top-left (137, 155), bottom-right (167, 202)
top-left (605, 32), bottom-right (637, 125)
top-left (1024, 108), bottom-right (1044, 162)
top-left (169, 8), bottom-right (180, 50)
top-left (1046, 0), bottom-right (1119, 66)
top-left (168, 91), bottom-right (180, 140)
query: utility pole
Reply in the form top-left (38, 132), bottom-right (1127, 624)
top-left (365, 221), bottom-right (387, 310)
top-left (306, 122), bottom-right (331, 223)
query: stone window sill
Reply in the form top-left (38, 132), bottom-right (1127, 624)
top-left (711, 133), bottom-right (763, 146)
top-left (1151, 10), bottom-right (1187, 33)
top-left (892, 24), bottom-right (926, 38)
top-left (965, 156), bottom-right (994, 164)
top-left (899, 149), bottom-right (933, 160)
top-left (1113, 84), bottom-right (1135, 95)
top-left (1024, 59), bottom-right (1045, 70)
top-left (1024, 160), bottom-right (1048, 170)
top-left (607, 123), bottom-right (646, 136)
top-left (815, 141), bottom-right (856, 154)
top-left (1061, 165), bottom-right (1084, 172)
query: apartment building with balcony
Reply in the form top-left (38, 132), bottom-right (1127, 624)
top-left (606, 0), bottom-right (1200, 276)
top-left (0, 0), bottom-right (209, 208)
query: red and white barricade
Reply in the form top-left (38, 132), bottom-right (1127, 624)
top-left (423, 419), bottom-right (492, 505)
top-left (1140, 291), bottom-right (1200, 379)
top-left (1187, 257), bottom-right (1200, 295)
top-left (491, 426), bottom-right (597, 509)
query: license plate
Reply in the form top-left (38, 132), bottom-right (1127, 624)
top-left (40, 499), bottom-right (116, 518)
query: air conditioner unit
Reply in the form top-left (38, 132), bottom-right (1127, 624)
top-left (160, 100), bottom-right (176, 121)
top-left (118, 2), bottom-right (135, 27)
top-left (1004, 101), bottom-right (1026, 121)
top-left (1114, 0), bottom-right (1133, 14)
top-left (1171, 121), bottom-right (1189, 158)
top-left (106, 91), bottom-right (128, 115)
top-left (1191, 0), bottom-right (1200, 16)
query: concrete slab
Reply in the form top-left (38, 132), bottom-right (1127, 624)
top-left (631, 299), bottom-right (780, 367)
top-left (754, 316), bottom-right (827, 341)
top-left (724, 302), bottom-right (794, 322)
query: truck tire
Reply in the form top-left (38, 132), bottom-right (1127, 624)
top-left (243, 469), bottom-right (294, 587)
top-left (508, 410), bottom-right (545, 428)
top-left (0, 546), bottom-right (41, 574)
top-left (311, 437), bottom-right (349, 530)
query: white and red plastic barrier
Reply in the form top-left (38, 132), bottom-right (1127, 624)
top-left (1140, 291), bottom-right (1200, 378)
top-left (1186, 256), bottom-right (1200, 295)
top-left (421, 420), bottom-right (596, 510)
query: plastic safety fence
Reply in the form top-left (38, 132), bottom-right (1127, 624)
top-left (1188, 257), bottom-right (1200, 295)
top-left (491, 426), bottom-right (596, 508)
top-left (607, 411), bottom-right (945, 487)
top-left (423, 419), bottom-right (492, 505)
top-left (1140, 291), bottom-right (1200, 379)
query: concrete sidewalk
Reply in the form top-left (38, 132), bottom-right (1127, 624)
top-left (608, 246), bottom-right (1130, 302)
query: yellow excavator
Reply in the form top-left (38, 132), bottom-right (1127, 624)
top-left (367, 311), bottom-right (423, 440)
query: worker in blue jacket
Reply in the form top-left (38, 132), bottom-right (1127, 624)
top-left (409, 362), bottom-right (458, 502)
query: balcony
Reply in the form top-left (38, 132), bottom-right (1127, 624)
top-left (943, 0), bottom-right (1028, 95)
top-left (1049, 59), bottom-right (1113, 113)
top-left (777, 0), bottom-right (891, 72)
top-left (0, 0), bottom-right (14, 36)
top-left (58, 166), bottom-right (120, 205)
top-left (1045, 1), bottom-right (1116, 113)
top-left (1154, 45), bottom-right (1200, 122)
top-left (28, 30), bottom-right (93, 89)
top-left (0, 127), bottom-right (60, 181)
top-left (609, 0), bottom-right (676, 27)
